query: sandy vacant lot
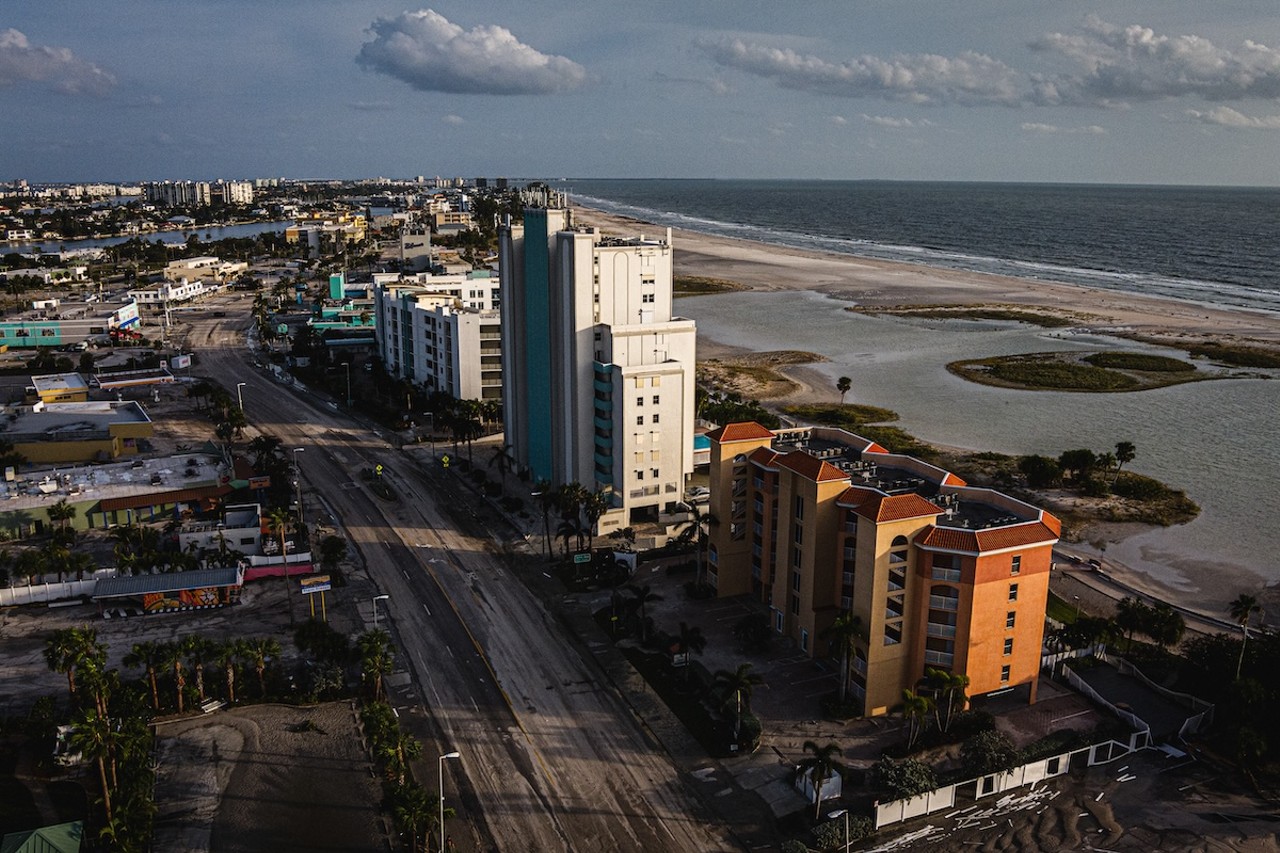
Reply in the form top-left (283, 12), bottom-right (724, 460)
top-left (152, 702), bottom-right (384, 853)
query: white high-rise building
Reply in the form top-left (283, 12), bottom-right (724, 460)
top-left (500, 196), bottom-right (696, 530)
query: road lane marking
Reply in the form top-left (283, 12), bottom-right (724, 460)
top-left (422, 603), bottom-right (432, 616)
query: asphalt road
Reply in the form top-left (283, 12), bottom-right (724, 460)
top-left (187, 303), bottom-right (738, 852)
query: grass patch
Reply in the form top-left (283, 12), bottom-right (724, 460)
top-left (1046, 592), bottom-right (1078, 624)
top-left (1084, 352), bottom-right (1195, 373)
top-left (846, 304), bottom-right (1076, 328)
top-left (674, 275), bottom-right (744, 296)
top-left (950, 354), bottom-right (1141, 392)
top-left (1103, 472), bottom-right (1200, 525)
top-left (1186, 342), bottom-right (1280, 368)
top-left (782, 402), bottom-right (899, 428)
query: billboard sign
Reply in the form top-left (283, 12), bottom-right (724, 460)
top-left (114, 301), bottom-right (140, 329)
top-left (172, 354), bottom-right (192, 370)
top-left (300, 575), bottom-right (331, 594)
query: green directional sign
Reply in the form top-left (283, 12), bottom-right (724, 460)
top-left (573, 552), bottom-right (591, 565)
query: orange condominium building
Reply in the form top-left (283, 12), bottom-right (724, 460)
top-left (706, 423), bottom-right (1060, 716)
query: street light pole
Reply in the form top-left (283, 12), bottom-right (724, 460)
top-left (343, 363), bottom-right (351, 407)
top-left (438, 751), bottom-right (460, 853)
top-left (236, 381), bottom-right (246, 411)
top-left (372, 594), bottom-right (389, 629)
top-left (292, 447), bottom-right (306, 531)
top-left (827, 809), bottom-right (849, 852)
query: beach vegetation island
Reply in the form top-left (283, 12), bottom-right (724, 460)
top-left (673, 274), bottom-right (745, 296)
top-left (846, 302), bottom-right (1082, 329)
top-left (947, 350), bottom-right (1206, 392)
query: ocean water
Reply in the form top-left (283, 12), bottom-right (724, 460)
top-left (566, 179), bottom-right (1280, 315)
top-left (565, 179), bottom-right (1280, 606)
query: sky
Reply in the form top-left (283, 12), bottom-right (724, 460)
top-left (4, 1), bottom-right (1280, 185)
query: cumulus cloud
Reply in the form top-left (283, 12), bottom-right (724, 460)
top-left (1186, 106), bottom-right (1280, 129)
top-left (0, 28), bottom-right (115, 96)
top-left (349, 100), bottom-right (395, 111)
top-left (1020, 122), bottom-right (1106, 134)
top-left (1031, 15), bottom-right (1280, 105)
top-left (357, 9), bottom-right (587, 95)
top-left (860, 114), bottom-right (933, 128)
top-left (697, 37), bottom-right (1024, 105)
top-left (442, 114), bottom-right (465, 125)
top-left (830, 115), bottom-right (848, 125)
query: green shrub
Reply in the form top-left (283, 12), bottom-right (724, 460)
top-left (1084, 352), bottom-right (1195, 373)
top-left (986, 361), bottom-right (1138, 391)
top-left (1187, 342), bottom-right (1280, 368)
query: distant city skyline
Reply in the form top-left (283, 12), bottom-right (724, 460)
top-left (4, 2), bottom-right (1280, 186)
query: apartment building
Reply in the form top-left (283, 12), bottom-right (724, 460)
top-left (285, 214), bottom-right (367, 255)
top-left (706, 423), bottom-right (1060, 715)
top-left (373, 274), bottom-right (502, 401)
top-left (499, 197), bottom-right (696, 530)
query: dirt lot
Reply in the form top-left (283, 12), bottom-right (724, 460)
top-left (153, 702), bottom-right (385, 853)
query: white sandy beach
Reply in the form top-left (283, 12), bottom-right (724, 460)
top-left (574, 205), bottom-right (1280, 622)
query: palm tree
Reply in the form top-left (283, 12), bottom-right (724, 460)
top-left (675, 621), bottom-right (707, 681)
top-left (713, 663), bottom-right (765, 746)
top-left (70, 705), bottom-right (115, 823)
top-left (123, 641), bottom-right (165, 711)
top-left (242, 636), bottom-right (281, 698)
top-left (581, 490), bottom-right (611, 551)
top-left (183, 636), bottom-right (217, 703)
top-left (925, 667), bottom-right (970, 733)
top-left (1114, 441), bottom-right (1137, 477)
top-left (836, 376), bottom-right (852, 405)
top-left (626, 584), bottom-right (663, 642)
top-left (357, 630), bottom-right (395, 700)
top-left (797, 740), bottom-right (843, 820)
top-left (267, 507), bottom-right (297, 626)
top-left (901, 688), bottom-right (935, 750)
top-left (391, 782), bottom-right (435, 853)
top-left (214, 640), bottom-right (245, 703)
top-left (533, 479), bottom-right (556, 559)
top-left (1229, 593), bottom-right (1263, 680)
top-left (46, 498), bottom-right (77, 539)
top-left (1114, 596), bottom-right (1150, 653)
top-left (821, 612), bottom-right (862, 705)
top-left (675, 502), bottom-right (718, 588)
top-left (160, 641), bottom-right (186, 714)
top-left (44, 626), bottom-right (104, 704)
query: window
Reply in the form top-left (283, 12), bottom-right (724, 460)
top-left (800, 629), bottom-right (809, 652)
top-left (790, 596), bottom-right (800, 615)
top-left (637, 397), bottom-right (644, 406)
top-left (1006, 611), bottom-right (1016, 629)
top-left (792, 571), bottom-right (801, 592)
top-left (651, 468), bottom-right (659, 478)
top-left (775, 611), bottom-right (784, 632)
top-left (642, 293), bottom-right (655, 303)
top-left (1003, 638), bottom-right (1014, 656)
top-left (1000, 665), bottom-right (1011, 683)
top-left (652, 395), bottom-right (660, 405)
top-left (794, 496), bottom-right (804, 520)
top-left (1008, 583), bottom-right (1019, 602)
top-left (1011, 555), bottom-right (1022, 575)
top-left (635, 470), bottom-right (644, 481)
top-left (652, 413), bottom-right (660, 424)
top-left (636, 416), bottom-right (644, 426)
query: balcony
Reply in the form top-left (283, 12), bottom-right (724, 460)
top-left (928, 595), bottom-right (959, 611)
top-left (931, 568), bottom-right (962, 583)
top-left (927, 622), bottom-right (957, 639)
top-left (925, 650), bottom-right (955, 666)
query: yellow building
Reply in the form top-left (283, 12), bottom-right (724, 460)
top-left (707, 423), bottom-right (1059, 715)
top-left (5, 401), bottom-right (153, 464)
top-left (28, 373), bottom-right (89, 404)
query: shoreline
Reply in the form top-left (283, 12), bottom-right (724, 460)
top-left (573, 205), bottom-right (1274, 625)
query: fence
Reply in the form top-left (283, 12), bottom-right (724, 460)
top-left (873, 732), bottom-right (1148, 830)
top-left (1112, 656), bottom-right (1215, 737)
top-left (1041, 642), bottom-right (1107, 673)
top-left (1061, 664), bottom-right (1150, 734)
top-left (0, 578), bottom-right (99, 607)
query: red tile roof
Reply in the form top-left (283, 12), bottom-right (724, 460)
top-left (706, 422), bottom-right (775, 443)
top-left (779, 450), bottom-right (848, 482)
top-left (915, 521), bottom-right (1059, 554)
top-left (837, 488), bottom-right (941, 522)
top-left (748, 446), bottom-right (782, 467)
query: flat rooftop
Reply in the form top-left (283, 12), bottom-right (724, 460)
top-left (0, 450), bottom-right (224, 507)
top-left (770, 427), bottom-right (1036, 532)
top-left (1, 401), bottom-right (152, 439)
top-left (30, 372), bottom-right (88, 394)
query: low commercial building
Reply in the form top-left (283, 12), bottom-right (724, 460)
top-left (93, 566), bottom-right (243, 617)
top-left (706, 423), bottom-right (1060, 715)
top-left (0, 300), bottom-right (139, 348)
top-left (177, 503), bottom-right (264, 556)
top-left (28, 372), bottom-right (89, 404)
top-left (1, 400), bottom-right (153, 464)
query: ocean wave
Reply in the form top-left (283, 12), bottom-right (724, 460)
top-left (571, 192), bottom-right (1280, 316)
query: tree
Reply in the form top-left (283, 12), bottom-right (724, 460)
top-left (243, 636), bottom-right (282, 698)
top-left (214, 639), bottom-right (245, 703)
top-left (161, 641), bottom-right (187, 713)
top-left (581, 490), bottom-right (611, 551)
top-left (70, 705), bottom-right (115, 823)
top-left (900, 688), bottom-right (935, 750)
top-left (1114, 597), bottom-right (1151, 653)
top-left (391, 781), bottom-right (439, 853)
top-left (625, 584), bottom-right (663, 642)
top-left (44, 626), bottom-right (105, 705)
top-left (674, 502), bottom-right (718, 588)
top-left (182, 636), bottom-right (217, 702)
top-left (713, 663), bottom-right (765, 745)
top-left (872, 756), bottom-right (938, 801)
top-left (318, 535), bottom-right (348, 573)
top-left (46, 498), bottom-right (77, 539)
top-left (357, 629), bottom-right (395, 700)
top-left (1145, 602), bottom-right (1185, 653)
top-left (797, 740), bottom-right (843, 820)
top-left (1229, 593), bottom-right (1263, 681)
top-left (1057, 448), bottom-right (1098, 483)
top-left (267, 507), bottom-right (297, 626)
top-left (821, 612), bottom-right (862, 706)
top-left (674, 621), bottom-right (707, 680)
top-left (1114, 441), bottom-right (1137, 477)
top-left (836, 376), bottom-right (852, 405)
top-left (960, 729), bottom-right (1020, 776)
top-left (925, 667), bottom-right (970, 733)
top-left (533, 479), bottom-right (556, 559)
top-left (123, 641), bottom-right (164, 711)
